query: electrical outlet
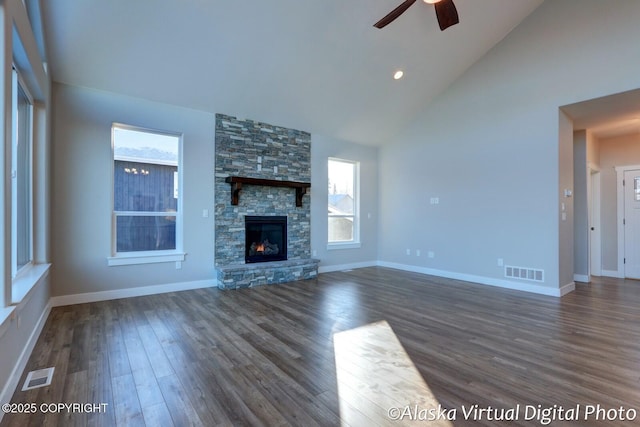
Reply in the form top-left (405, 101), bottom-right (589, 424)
top-left (428, 251), bottom-right (435, 258)
top-left (416, 250), bottom-right (421, 257)
top-left (176, 261), bottom-right (182, 270)
top-left (202, 209), bottom-right (209, 218)
top-left (313, 250), bottom-right (317, 257)
top-left (406, 249), bottom-right (411, 256)
top-left (497, 258), bottom-right (504, 267)
top-left (273, 166), bottom-right (278, 174)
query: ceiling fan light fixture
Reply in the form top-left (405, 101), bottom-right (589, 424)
top-left (374, 0), bottom-right (458, 31)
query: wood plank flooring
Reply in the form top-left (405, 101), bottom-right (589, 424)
top-left (2, 267), bottom-right (640, 426)
top-left (333, 320), bottom-right (453, 426)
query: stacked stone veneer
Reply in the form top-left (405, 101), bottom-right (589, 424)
top-left (214, 114), bottom-right (318, 289)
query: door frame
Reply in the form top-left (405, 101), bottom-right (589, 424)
top-left (588, 164), bottom-right (602, 277)
top-left (615, 164), bottom-right (640, 278)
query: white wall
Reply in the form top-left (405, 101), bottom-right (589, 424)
top-left (52, 83), bottom-right (216, 298)
top-left (0, 275), bottom-right (50, 410)
top-left (311, 134), bottom-right (378, 271)
top-left (558, 110), bottom-right (575, 288)
top-left (378, 0), bottom-right (640, 293)
top-left (573, 130), bottom-right (588, 278)
top-left (587, 131), bottom-right (600, 166)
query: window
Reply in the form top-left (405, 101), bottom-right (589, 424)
top-left (110, 125), bottom-right (184, 265)
top-left (328, 158), bottom-right (360, 248)
top-left (2, 1), bottom-right (53, 315)
top-left (12, 69), bottom-right (33, 277)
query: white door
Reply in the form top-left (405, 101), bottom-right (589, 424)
top-left (624, 170), bottom-right (640, 279)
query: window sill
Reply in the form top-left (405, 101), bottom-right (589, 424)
top-left (1, 264), bottom-right (51, 340)
top-left (107, 252), bottom-right (186, 266)
top-left (12, 263), bottom-right (52, 305)
top-left (327, 242), bottom-right (362, 250)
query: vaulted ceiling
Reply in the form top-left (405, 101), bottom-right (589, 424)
top-left (41, 0), bottom-right (544, 145)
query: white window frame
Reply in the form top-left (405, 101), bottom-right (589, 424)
top-left (327, 157), bottom-right (361, 250)
top-left (11, 67), bottom-right (34, 279)
top-left (108, 124), bottom-right (185, 266)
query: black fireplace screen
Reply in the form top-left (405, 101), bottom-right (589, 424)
top-left (245, 216), bottom-right (287, 263)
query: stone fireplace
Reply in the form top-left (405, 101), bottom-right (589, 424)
top-left (214, 114), bottom-right (319, 289)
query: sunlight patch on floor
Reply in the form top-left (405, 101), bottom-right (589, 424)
top-left (333, 320), bottom-right (453, 426)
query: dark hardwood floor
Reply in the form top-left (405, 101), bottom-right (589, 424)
top-left (2, 267), bottom-right (640, 426)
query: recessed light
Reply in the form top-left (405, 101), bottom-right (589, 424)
top-left (393, 70), bottom-right (404, 80)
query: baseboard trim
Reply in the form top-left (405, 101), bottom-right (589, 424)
top-left (376, 261), bottom-right (570, 297)
top-left (601, 269), bottom-right (623, 278)
top-left (0, 300), bottom-right (51, 419)
top-left (319, 261), bottom-right (378, 274)
top-left (573, 274), bottom-right (589, 283)
top-left (50, 279), bottom-right (216, 307)
top-left (560, 281), bottom-right (576, 296)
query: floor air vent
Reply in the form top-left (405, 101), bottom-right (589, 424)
top-left (22, 367), bottom-right (55, 391)
top-left (505, 265), bottom-right (544, 282)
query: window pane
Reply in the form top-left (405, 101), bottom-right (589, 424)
top-left (328, 217), bottom-right (353, 242)
top-left (16, 84), bottom-right (31, 270)
top-left (329, 194), bottom-right (354, 215)
top-left (113, 128), bottom-right (179, 213)
top-left (114, 160), bottom-right (178, 212)
top-left (116, 215), bottom-right (176, 252)
top-left (328, 160), bottom-right (354, 203)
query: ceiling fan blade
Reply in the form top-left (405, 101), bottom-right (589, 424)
top-left (374, 0), bottom-right (418, 29)
top-left (434, 0), bottom-right (459, 31)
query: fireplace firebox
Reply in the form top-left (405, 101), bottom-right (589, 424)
top-left (245, 216), bottom-right (287, 263)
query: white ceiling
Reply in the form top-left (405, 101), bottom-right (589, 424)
top-left (41, 0), bottom-right (544, 145)
top-left (562, 89), bottom-right (640, 140)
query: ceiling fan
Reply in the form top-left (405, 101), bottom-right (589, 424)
top-left (374, 0), bottom-right (459, 31)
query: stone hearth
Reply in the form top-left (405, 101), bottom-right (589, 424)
top-left (216, 259), bottom-right (319, 289)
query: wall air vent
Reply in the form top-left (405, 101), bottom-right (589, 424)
top-left (505, 265), bottom-right (544, 283)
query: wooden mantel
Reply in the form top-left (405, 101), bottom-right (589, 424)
top-left (225, 176), bottom-right (311, 207)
